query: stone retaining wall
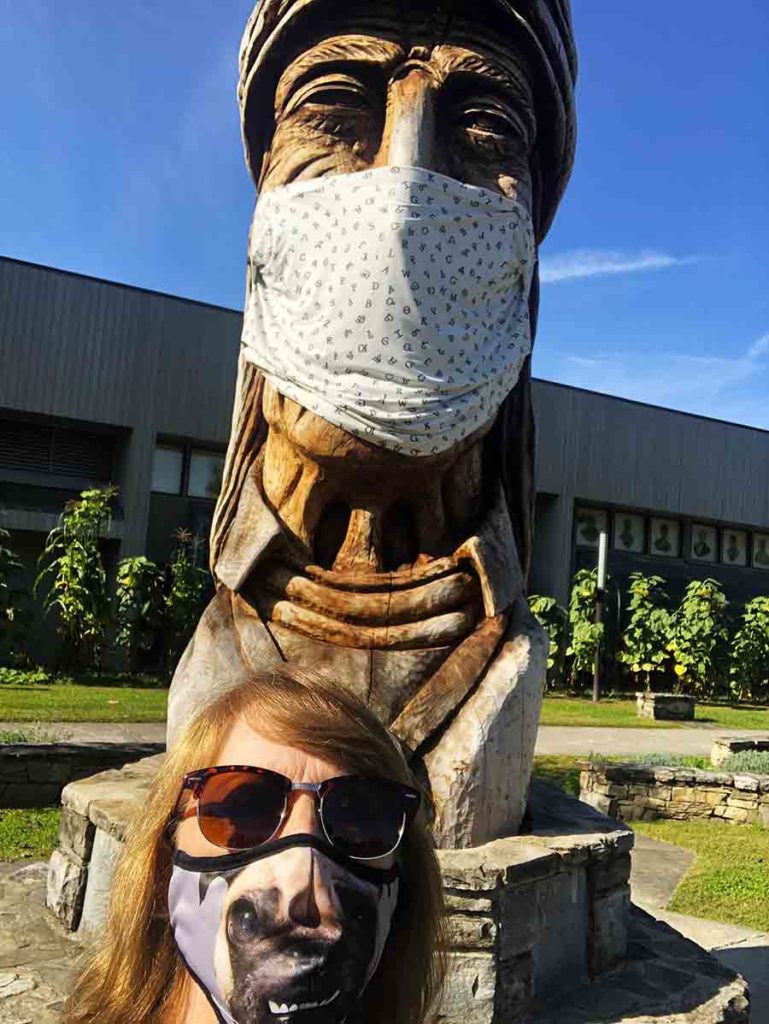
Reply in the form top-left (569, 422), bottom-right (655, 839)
top-left (711, 734), bottom-right (769, 766)
top-left (0, 742), bottom-right (164, 807)
top-left (581, 761), bottom-right (769, 826)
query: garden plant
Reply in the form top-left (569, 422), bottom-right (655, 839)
top-left (35, 487), bottom-right (116, 670)
top-left (617, 573), bottom-right (672, 691)
top-left (729, 595), bottom-right (769, 703)
top-left (0, 527), bottom-right (31, 664)
top-left (163, 529), bottom-right (209, 675)
top-left (566, 568), bottom-right (604, 687)
top-left (115, 555), bottom-right (166, 673)
top-left (528, 594), bottom-right (568, 689)
top-left (667, 579), bottom-right (730, 698)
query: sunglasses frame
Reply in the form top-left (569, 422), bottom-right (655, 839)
top-left (175, 764), bottom-right (421, 862)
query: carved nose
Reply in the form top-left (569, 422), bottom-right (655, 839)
top-left (379, 67), bottom-right (438, 171)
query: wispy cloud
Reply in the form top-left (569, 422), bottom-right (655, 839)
top-left (546, 330), bottom-right (769, 429)
top-left (539, 248), bottom-right (695, 284)
top-left (747, 332), bottom-right (769, 359)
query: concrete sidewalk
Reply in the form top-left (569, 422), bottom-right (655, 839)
top-left (535, 724), bottom-right (768, 757)
top-left (631, 832), bottom-right (769, 1018)
top-left (0, 721), bottom-right (167, 744)
top-left (3, 721), bottom-right (768, 756)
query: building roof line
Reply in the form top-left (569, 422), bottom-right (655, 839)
top-left (3, 254), bottom-right (767, 442)
top-left (0, 254), bottom-right (243, 317)
top-left (532, 376), bottom-right (769, 441)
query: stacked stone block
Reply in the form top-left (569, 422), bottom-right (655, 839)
top-left (636, 692), bottom-right (696, 721)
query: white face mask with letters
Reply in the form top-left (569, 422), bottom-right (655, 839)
top-left (241, 165), bottom-right (535, 457)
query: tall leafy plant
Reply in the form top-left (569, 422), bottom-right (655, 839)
top-left (35, 487), bottom-right (116, 670)
top-left (729, 596), bottom-right (769, 702)
top-left (618, 573), bottom-right (672, 691)
top-left (115, 556), bottom-right (165, 673)
top-left (164, 529), bottom-right (208, 675)
top-left (0, 528), bottom-right (31, 664)
top-left (529, 595), bottom-right (568, 688)
top-left (667, 578), bottom-right (729, 698)
top-left (566, 569), bottom-right (603, 687)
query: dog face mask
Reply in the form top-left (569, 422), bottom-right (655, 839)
top-left (169, 835), bottom-right (399, 1024)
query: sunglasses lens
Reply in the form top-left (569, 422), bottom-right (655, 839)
top-left (322, 778), bottom-right (417, 859)
top-left (197, 770), bottom-right (287, 850)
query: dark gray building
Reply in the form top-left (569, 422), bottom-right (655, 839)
top-left (2, 254), bottom-right (768, 626)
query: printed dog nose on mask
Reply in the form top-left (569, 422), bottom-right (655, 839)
top-left (242, 165), bottom-right (536, 456)
top-left (169, 836), bottom-right (399, 1024)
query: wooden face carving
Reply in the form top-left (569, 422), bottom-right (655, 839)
top-left (245, 1), bottom-right (538, 478)
top-left (257, 2), bottom-right (536, 210)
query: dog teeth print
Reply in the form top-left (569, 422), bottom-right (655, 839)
top-left (241, 165), bottom-right (536, 456)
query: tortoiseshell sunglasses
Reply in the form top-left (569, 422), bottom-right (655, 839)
top-left (173, 765), bottom-right (420, 861)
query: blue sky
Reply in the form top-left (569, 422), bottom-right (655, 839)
top-left (2, 1), bottom-right (768, 428)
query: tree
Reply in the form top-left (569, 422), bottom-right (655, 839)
top-left (164, 529), bottom-right (209, 675)
top-left (729, 596), bottom-right (769, 703)
top-left (566, 569), bottom-right (604, 687)
top-left (0, 528), bottom-right (31, 664)
top-left (35, 487), bottom-right (116, 670)
top-left (529, 595), bottom-right (568, 688)
top-left (115, 556), bottom-right (165, 674)
top-left (618, 573), bottom-right (672, 691)
top-left (667, 579), bottom-right (729, 698)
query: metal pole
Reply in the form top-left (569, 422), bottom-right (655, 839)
top-left (592, 529), bottom-right (608, 703)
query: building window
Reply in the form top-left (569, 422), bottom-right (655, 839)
top-left (151, 445), bottom-right (184, 494)
top-left (188, 450), bottom-right (225, 499)
top-left (151, 442), bottom-right (224, 500)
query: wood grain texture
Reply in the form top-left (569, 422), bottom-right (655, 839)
top-left (390, 615), bottom-right (508, 752)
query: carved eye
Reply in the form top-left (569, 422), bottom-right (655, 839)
top-left (303, 86), bottom-right (370, 110)
top-left (284, 76), bottom-right (373, 117)
top-left (457, 105), bottom-right (516, 140)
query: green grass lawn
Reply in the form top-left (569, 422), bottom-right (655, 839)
top-left (0, 808), bottom-right (61, 860)
top-left (532, 755), bottom-right (583, 796)
top-left (633, 819), bottom-right (769, 932)
top-left (540, 695), bottom-right (769, 731)
top-left (0, 684), bottom-right (168, 722)
top-left (533, 754), bottom-right (769, 932)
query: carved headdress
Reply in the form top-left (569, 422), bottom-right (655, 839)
top-left (238, 0), bottom-right (576, 238)
top-left (211, 0), bottom-right (577, 578)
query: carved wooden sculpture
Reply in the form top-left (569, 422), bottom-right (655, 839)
top-left (168, 0), bottom-right (577, 848)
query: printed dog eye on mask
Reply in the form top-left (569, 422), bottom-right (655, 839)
top-left (169, 837), bottom-right (399, 1024)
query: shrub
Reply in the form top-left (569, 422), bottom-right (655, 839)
top-left (0, 528), bottom-right (31, 664)
top-left (589, 752), bottom-right (710, 769)
top-left (720, 751), bottom-right (769, 774)
top-left (667, 579), bottom-right (729, 698)
top-left (0, 725), bottom-right (55, 744)
top-left (566, 569), bottom-right (603, 686)
top-left (528, 595), bottom-right (568, 688)
top-left (35, 487), bottom-right (116, 670)
top-left (729, 596), bottom-right (769, 703)
top-left (115, 556), bottom-right (165, 673)
top-left (0, 666), bottom-right (52, 686)
top-left (618, 573), bottom-right (672, 691)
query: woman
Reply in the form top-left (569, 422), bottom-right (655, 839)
top-left (62, 667), bottom-right (445, 1024)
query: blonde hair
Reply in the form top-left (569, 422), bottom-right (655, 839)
top-left (62, 667), bottom-right (446, 1024)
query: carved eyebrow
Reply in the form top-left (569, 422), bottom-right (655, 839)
top-left (275, 37), bottom-right (405, 113)
top-left (439, 51), bottom-right (532, 101)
